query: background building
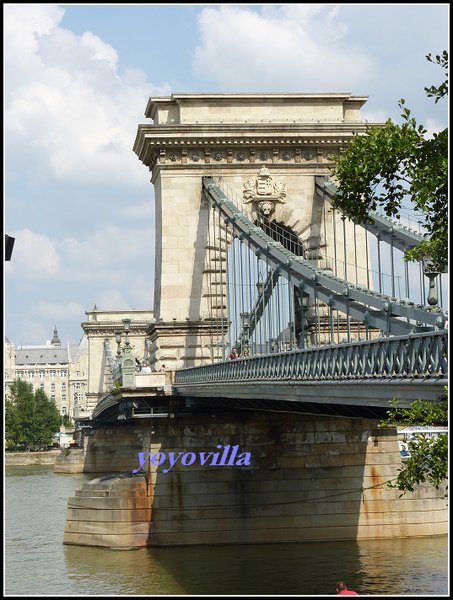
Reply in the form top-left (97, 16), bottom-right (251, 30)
top-left (4, 327), bottom-right (88, 419)
top-left (4, 307), bottom-right (154, 418)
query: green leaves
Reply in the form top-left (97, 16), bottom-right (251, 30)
top-left (380, 396), bottom-right (448, 427)
top-left (389, 434), bottom-right (448, 495)
top-left (424, 51), bottom-right (448, 102)
top-left (5, 379), bottom-right (61, 451)
top-left (380, 394), bottom-right (448, 497)
top-left (331, 51), bottom-right (448, 272)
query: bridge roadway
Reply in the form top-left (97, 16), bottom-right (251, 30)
top-left (90, 331), bottom-right (447, 424)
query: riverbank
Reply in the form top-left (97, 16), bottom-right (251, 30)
top-left (5, 450), bottom-right (61, 466)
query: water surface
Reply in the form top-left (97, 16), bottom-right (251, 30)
top-left (5, 466), bottom-right (448, 595)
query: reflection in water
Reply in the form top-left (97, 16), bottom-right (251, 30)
top-left (356, 537), bottom-right (450, 596)
top-left (64, 546), bottom-right (185, 595)
top-left (6, 466), bottom-right (448, 596)
top-left (64, 538), bottom-right (449, 596)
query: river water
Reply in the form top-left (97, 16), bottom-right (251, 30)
top-left (5, 466), bottom-right (449, 596)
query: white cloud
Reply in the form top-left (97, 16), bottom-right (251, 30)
top-left (5, 229), bottom-right (61, 278)
top-left (116, 199), bottom-right (154, 222)
top-left (94, 288), bottom-right (130, 310)
top-left (193, 5), bottom-right (375, 91)
top-left (57, 224), bottom-right (154, 285)
top-left (127, 273), bottom-right (154, 309)
top-left (80, 31), bottom-right (119, 69)
top-left (3, 4), bottom-right (64, 60)
top-left (6, 223), bottom-right (154, 290)
top-left (14, 319), bottom-right (49, 346)
top-left (361, 109), bottom-right (389, 123)
top-left (4, 4), bottom-right (170, 186)
top-left (30, 300), bottom-right (85, 320)
top-left (424, 118), bottom-right (445, 138)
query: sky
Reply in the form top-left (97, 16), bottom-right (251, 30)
top-left (4, 3), bottom-right (449, 346)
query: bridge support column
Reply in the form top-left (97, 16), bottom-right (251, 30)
top-left (64, 474), bottom-right (151, 549)
top-left (64, 411), bottom-right (447, 548)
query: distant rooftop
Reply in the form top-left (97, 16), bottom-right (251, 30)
top-left (15, 347), bottom-right (69, 366)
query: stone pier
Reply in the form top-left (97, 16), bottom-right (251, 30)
top-left (63, 412), bottom-right (447, 548)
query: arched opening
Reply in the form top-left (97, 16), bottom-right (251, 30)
top-left (254, 214), bottom-right (305, 256)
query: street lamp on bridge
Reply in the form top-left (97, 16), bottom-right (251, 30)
top-left (240, 312), bottom-right (251, 356)
top-left (114, 318), bottom-right (135, 387)
top-left (300, 293), bottom-right (310, 349)
top-left (422, 256), bottom-right (439, 307)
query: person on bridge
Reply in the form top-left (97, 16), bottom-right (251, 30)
top-left (336, 581), bottom-right (358, 595)
top-left (229, 348), bottom-right (239, 360)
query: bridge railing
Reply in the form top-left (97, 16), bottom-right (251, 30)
top-left (174, 331), bottom-right (448, 385)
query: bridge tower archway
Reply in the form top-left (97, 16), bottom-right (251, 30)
top-left (134, 93), bottom-right (371, 370)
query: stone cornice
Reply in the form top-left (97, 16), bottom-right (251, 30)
top-left (81, 323), bottom-right (152, 337)
top-left (133, 122), bottom-right (375, 163)
top-left (133, 123), bottom-right (383, 174)
top-left (147, 320), bottom-right (223, 339)
top-left (141, 143), bottom-right (346, 177)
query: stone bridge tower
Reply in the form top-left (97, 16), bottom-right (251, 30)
top-left (133, 93), bottom-right (371, 370)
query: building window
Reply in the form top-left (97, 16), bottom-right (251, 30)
top-left (50, 371), bottom-right (56, 378)
top-left (62, 394), bottom-right (66, 402)
top-left (61, 406), bottom-right (67, 415)
top-left (51, 395), bottom-right (56, 402)
top-left (40, 383), bottom-right (45, 390)
top-left (62, 383), bottom-right (66, 391)
top-left (51, 383), bottom-right (56, 392)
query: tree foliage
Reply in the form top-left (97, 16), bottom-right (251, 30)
top-left (380, 395), bottom-right (448, 496)
top-left (5, 380), bottom-right (61, 451)
top-left (383, 396), bottom-right (448, 427)
top-left (61, 414), bottom-right (74, 428)
top-left (331, 51), bottom-right (448, 272)
top-left (391, 434), bottom-right (447, 494)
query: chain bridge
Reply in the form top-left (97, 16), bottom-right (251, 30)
top-left (94, 92), bottom-right (447, 420)
top-left (64, 94), bottom-right (448, 549)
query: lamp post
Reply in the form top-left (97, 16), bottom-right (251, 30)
top-left (256, 283), bottom-right (267, 353)
top-left (288, 321), bottom-right (295, 350)
top-left (300, 293), bottom-right (310, 349)
top-left (115, 329), bottom-right (123, 360)
top-left (422, 256), bottom-right (439, 307)
top-left (114, 318), bottom-right (135, 387)
top-left (269, 337), bottom-right (277, 353)
top-left (240, 312), bottom-right (251, 356)
top-left (122, 318), bottom-right (131, 347)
